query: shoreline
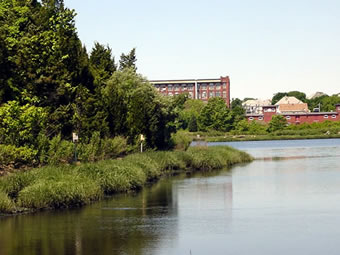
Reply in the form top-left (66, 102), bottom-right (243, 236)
top-left (193, 134), bottom-right (340, 143)
top-left (0, 146), bottom-right (253, 216)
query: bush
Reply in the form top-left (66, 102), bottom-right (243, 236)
top-left (47, 135), bottom-right (74, 165)
top-left (172, 130), bottom-right (192, 151)
top-left (102, 136), bottom-right (128, 158)
top-left (0, 144), bottom-right (37, 168)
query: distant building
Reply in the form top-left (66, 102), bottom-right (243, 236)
top-left (242, 99), bottom-right (272, 114)
top-left (307, 92), bottom-right (327, 100)
top-left (246, 104), bottom-right (340, 124)
top-left (275, 96), bottom-right (310, 114)
top-left (150, 76), bottom-right (231, 107)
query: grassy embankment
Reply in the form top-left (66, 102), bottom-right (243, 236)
top-left (190, 127), bottom-right (340, 142)
top-left (0, 146), bottom-right (252, 214)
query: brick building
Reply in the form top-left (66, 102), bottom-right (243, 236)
top-left (150, 76), bottom-right (230, 107)
top-left (246, 104), bottom-right (340, 124)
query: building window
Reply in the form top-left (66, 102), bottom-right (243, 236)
top-left (222, 92), bottom-right (227, 98)
top-left (324, 115), bottom-right (328, 119)
top-left (209, 91), bottom-right (214, 98)
top-left (216, 83), bottom-right (221, 90)
top-left (286, 116), bottom-right (291, 120)
top-left (188, 92), bottom-right (193, 98)
top-left (200, 83), bottom-right (207, 90)
top-left (216, 91), bottom-right (221, 97)
top-left (161, 86), bottom-right (166, 92)
top-left (332, 115), bottom-right (336, 119)
top-left (249, 117), bottom-right (254, 121)
top-left (188, 85), bottom-right (193, 91)
top-left (168, 85), bottom-right (173, 91)
top-left (182, 85), bottom-right (187, 91)
top-left (174, 85), bottom-right (179, 91)
top-left (209, 83), bottom-right (214, 89)
top-left (258, 117), bottom-right (263, 120)
top-left (202, 91), bottom-right (207, 99)
top-left (222, 82), bottom-right (227, 88)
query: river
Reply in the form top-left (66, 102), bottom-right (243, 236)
top-left (1, 138), bottom-right (340, 255)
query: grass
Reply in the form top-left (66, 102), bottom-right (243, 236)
top-left (204, 133), bottom-right (340, 142)
top-left (0, 146), bottom-right (253, 214)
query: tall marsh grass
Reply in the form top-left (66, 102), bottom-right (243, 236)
top-left (0, 146), bottom-right (252, 214)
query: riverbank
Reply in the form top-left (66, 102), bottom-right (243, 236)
top-left (0, 146), bottom-right (253, 215)
top-left (201, 134), bottom-right (340, 142)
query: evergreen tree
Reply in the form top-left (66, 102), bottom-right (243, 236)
top-left (188, 115), bottom-right (198, 132)
top-left (119, 48), bottom-right (137, 72)
top-left (90, 42), bottom-right (116, 86)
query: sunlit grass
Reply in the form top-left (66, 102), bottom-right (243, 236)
top-left (0, 147), bottom-right (253, 214)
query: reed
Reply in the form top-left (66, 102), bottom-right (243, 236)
top-left (0, 146), bottom-right (253, 214)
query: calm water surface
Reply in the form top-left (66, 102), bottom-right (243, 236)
top-left (1, 139), bottom-right (340, 255)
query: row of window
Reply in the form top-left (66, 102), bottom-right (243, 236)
top-left (200, 91), bottom-right (227, 99)
top-left (249, 115), bottom-right (337, 121)
top-left (167, 92), bottom-right (194, 98)
top-left (199, 83), bottom-right (227, 90)
top-left (154, 83), bottom-right (227, 91)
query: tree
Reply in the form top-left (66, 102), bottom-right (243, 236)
top-left (267, 115), bottom-right (287, 132)
top-left (102, 68), bottom-right (174, 149)
top-left (271, 92), bottom-right (288, 105)
top-left (119, 48), bottom-right (137, 72)
top-left (188, 115), bottom-right (198, 132)
top-left (198, 97), bottom-right (233, 131)
top-left (90, 42), bottom-right (116, 86)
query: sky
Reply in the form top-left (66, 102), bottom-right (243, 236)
top-left (66, 0), bottom-right (340, 100)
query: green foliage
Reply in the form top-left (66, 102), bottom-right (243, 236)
top-left (89, 42), bottom-right (116, 86)
top-left (188, 115), bottom-right (198, 132)
top-left (0, 101), bottom-right (47, 147)
top-left (47, 134), bottom-right (74, 165)
top-left (198, 97), bottom-right (233, 131)
top-left (172, 130), bottom-right (193, 151)
top-left (0, 146), bottom-right (253, 213)
top-left (119, 48), bottom-right (137, 72)
top-left (177, 99), bottom-right (204, 130)
top-left (18, 174), bottom-right (102, 209)
top-left (0, 190), bottom-right (15, 213)
top-left (267, 115), bottom-right (287, 132)
top-left (103, 69), bottom-right (174, 149)
top-left (271, 91), bottom-right (307, 105)
top-left (0, 144), bottom-right (37, 168)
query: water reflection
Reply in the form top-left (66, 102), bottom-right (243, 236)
top-left (0, 178), bottom-right (178, 255)
top-left (2, 139), bottom-right (340, 255)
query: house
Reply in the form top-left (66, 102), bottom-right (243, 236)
top-left (242, 99), bottom-right (272, 114)
top-left (275, 96), bottom-right (310, 114)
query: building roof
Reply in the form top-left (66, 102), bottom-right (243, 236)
top-left (307, 92), bottom-right (327, 100)
top-left (278, 103), bottom-right (309, 113)
top-left (149, 77), bottom-right (228, 84)
top-left (275, 96), bottom-right (303, 105)
top-left (242, 99), bottom-right (271, 106)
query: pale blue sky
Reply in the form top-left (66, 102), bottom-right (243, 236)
top-left (66, 0), bottom-right (340, 100)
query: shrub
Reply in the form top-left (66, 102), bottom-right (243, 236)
top-left (102, 136), bottom-right (128, 158)
top-left (0, 144), bottom-right (37, 167)
top-left (47, 135), bottom-right (74, 165)
top-left (172, 130), bottom-right (192, 151)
